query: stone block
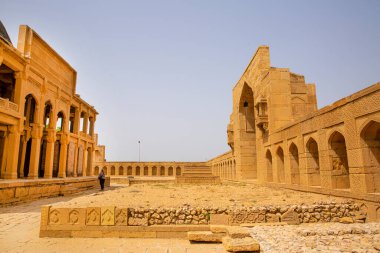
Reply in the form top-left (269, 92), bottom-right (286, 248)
top-left (339, 217), bottom-right (354, 224)
top-left (226, 226), bottom-right (251, 239)
top-left (210, 225), bottom-right (229, 233)
top-left (68, 208), bottom-right (86, 225)
top-left (222, 236), bottom-right (260, 252)
top-left (266, 213), bottom-right (280, 223)
top-left (115, 208), bottom-right (128, 226)
top-left (128, 217), bottom-right (148, 226)
top-left (281, 209), bottom-right (300, 225)
top-left (15, 187), bottom-right (29, 198)
top-left (48, 208), bottom-right (68, 225)
top-left (86, 207), bottom-right (101, 225)
top-left (187, 231), bottom-right (224, 243)
top-left (101, 206), bottom-right (115, 225)
top-left (210, 214), bottom-right (229, 225)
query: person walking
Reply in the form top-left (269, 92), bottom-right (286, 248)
top-left (98, 169), bottom-right (106, 191)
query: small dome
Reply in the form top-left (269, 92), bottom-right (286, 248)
top-left (0, 21), bottom-right (12, 45)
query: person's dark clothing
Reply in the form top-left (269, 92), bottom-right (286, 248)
top-left (98, 171), bottom-right (106, 190)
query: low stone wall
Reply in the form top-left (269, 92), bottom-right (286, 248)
top-left (111, 176), bottom-right (175, 185)
top-left (0, 177), bottom-right (110, 206)
top-left (40, 201), bottom-right (366, 238)
top-left (175, 176), bottom-right (221, 184)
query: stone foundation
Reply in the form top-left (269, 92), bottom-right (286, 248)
top-left (0, 177), bottom-right (110, 206)
top-left (40, 201), bottom-right (366, 238)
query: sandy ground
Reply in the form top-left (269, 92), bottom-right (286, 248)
top-left (53, 181), bottom-right (347, 209)
top-left (0, 188), bottom-right (226, 253)
top-left (0, 182), bottom-right (368, 253)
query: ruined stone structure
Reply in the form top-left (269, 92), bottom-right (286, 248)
top-left (210, 46), bottom-right (380, 196)
top-left (0, 23), bottom-right (97, 180)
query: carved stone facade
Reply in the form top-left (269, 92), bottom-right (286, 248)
top-left (0, 23), bottom-right (97, 180)
top-left (210, 45), bottom-right (380, 196)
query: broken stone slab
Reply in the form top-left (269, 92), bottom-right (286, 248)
top-left (187, 231), bottom-right (224, 243)
top-left (222, 236), bottom-right (260, 252)
top-left (339, 217), bottom-right (354, 224)
top-left (226, 226), bottom-right (251, 239)
top-left (210, 225), bottom-right (229, 233)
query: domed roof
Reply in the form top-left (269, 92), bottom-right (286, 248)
top-left (0, 21), bottom-right (12, 45)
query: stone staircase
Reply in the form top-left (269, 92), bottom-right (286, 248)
top-left (175, 166), bottom-right (220, 184)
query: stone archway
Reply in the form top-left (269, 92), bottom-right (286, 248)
top-left (360, 120), bottom-right (380, 192)
top-left (160, 166), bottom-right (165, 176)
top-left (176, 166), bottom-right (181, 176)
top-left (329, 131), bottom-right (350, 189)
top-left (235, 83), bottom-right (257, 179)
top-left (276, 147), bottom-right (285, 183)
top-left (266, 150), bottom-right (273, 182)
top-left (306, 137), bottom-right (320, 186)
top-left (289, 143), bottom-right (300, 185)
top-left (168, 166), bottom-right (173, 176)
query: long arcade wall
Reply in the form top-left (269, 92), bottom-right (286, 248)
top-left (258, 82), bottom-right (380, 195)
top-left (209, 46), bottom-right (380, 200)
top-left (93, 161), bottom-right (208, 177)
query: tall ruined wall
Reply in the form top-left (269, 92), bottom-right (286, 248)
top-left (221, 46), bottom-right (317, 181)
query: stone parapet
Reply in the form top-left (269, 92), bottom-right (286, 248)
top-left (0, 177), bottom-right (110, 206)
top-left (40, 201), bottom-right (366, 238)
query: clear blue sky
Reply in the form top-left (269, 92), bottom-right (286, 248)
top-left (1, 0), bottom-right (379, 161)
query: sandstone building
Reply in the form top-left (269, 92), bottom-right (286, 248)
top-left (210, 46), bottom-right (380, 196)
top-left (0, 22), bottom-right (97, 180)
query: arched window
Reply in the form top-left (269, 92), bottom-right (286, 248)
top-left (160, 166), bottom-right (165, 176)
top-left (329, 131), bottom-right (350, 189)
top-left (176, 167), bottom-right (181, 176)
top-left (289, 143), bottom-right (300, 185)
top-left (306, 138), bottom-right (320, 186)
top-left (360, 121), bottom-right (380, 192)
top-left (276, 147), bottom-right (285, 183)
top-left (152, 166), bottom-right (157, 176)
top-left (168, 166), bottom-right (173, 176)
top-left (266, 150), bottom-right (273, 182)
top-left (127, 166), bottom-right (132, 176)
top-left (56, 111), bottom-right (65, 132)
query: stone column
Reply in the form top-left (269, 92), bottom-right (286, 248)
top-left (82, 146), bottom-right (88, 176)
top-left (89, 116), bottom-right (95, 137)
top-left (74, 108), bottom-right (80, 134)
top-left (87, 147), bottom-right (94, 176)
top-left (28, 124), bottom-right (43, 179)
top-left (58, 134), bottom-right (68, 178)
top-left (73, 144), bottom-right (78, 177)
top-left (18, 132), bottom-right (28, 178)
top-left (83, 113), bottom-right (89, 134)
top-left (3, 126), bottom-right (21, 179)
top-left (13, 72), bottom-right (26, 112)
top-left (44, 129), bottom-right (56, 178)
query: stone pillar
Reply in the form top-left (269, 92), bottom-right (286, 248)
top-left (74, 108), bottom-right (80, 134)
top-left (73, 144), bottom-right (78, 177)
top-left (83, 113), bottom-right (89, 134)
top-left (13, 72), bottom-right (26, 111)
top-left (28, 124), bottom-right (43, 179)
top-left (44, 129), bottom-right (56, 179)
top-left (89, 116), bottom-right (95, 137)
top-left (18, 133), bottom-right (28, 178)
top-left (3, 126), bottom-right (21, 179)
top-left (58, 134), bottom-right (68, 178)
top-left (82, 146), bottom-right (88, 176)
